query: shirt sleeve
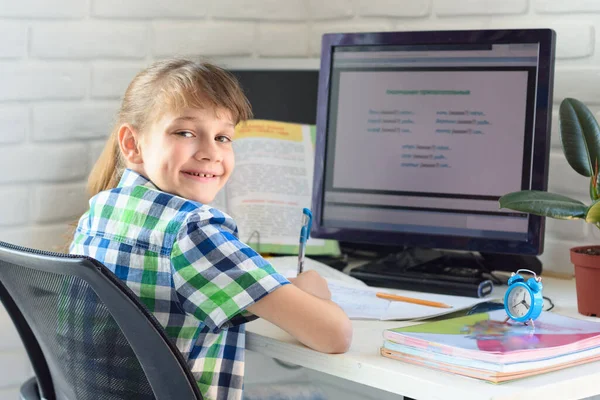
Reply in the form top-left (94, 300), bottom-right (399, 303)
top-left (170, 207), bottom-right (290, 332)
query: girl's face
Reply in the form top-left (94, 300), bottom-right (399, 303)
top-left (132, 106), bottom-right (235, 204)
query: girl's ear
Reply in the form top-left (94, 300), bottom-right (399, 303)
top-left (117, 124), bottom-right (143, 165)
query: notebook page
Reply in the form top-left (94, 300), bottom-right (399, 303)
top-left (268, 256), bottom-right (494, 320)
top-left (327, 281), bottom-right (388, 320)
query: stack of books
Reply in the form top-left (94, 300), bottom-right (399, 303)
top-left (381, 309), bottom-right (600, 383)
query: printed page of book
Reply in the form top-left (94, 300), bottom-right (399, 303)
top-left (225, 120), bottom-right (339, 255)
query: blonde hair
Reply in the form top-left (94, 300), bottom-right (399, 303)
top-left (87, 58), bottom-right (253, 197)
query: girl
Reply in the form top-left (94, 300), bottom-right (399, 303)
top-left (70, 58), bottom-right (352, 400)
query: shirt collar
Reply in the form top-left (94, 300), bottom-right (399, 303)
top-left (117, 169), bottom-right (159, 190)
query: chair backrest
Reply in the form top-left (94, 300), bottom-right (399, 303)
top-left (0, 241), bottom-right (203, 400)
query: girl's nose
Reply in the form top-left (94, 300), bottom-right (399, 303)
top-left (194, 139), bottom-right (221, 162)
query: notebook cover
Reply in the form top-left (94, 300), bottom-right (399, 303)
top-left (383, 309), bottom-right (600, 364)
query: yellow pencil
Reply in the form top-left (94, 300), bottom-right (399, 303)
top-left (376, 292), bottom-right (452, 308)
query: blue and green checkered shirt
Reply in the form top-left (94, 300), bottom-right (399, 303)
top-left (70, 169), bottom-right (290, 400)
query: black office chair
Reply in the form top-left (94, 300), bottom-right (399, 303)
top-left (0, 241), bottom-right (203, 400)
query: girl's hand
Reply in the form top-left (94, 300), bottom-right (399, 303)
top-left (288, 270), bottom-right (331, 300)
top-left (249, 270), bottom-right (352, 353)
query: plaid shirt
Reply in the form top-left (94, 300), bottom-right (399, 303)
top-left (70, 169), bottom-right (289, 400)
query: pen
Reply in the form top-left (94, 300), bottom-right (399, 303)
top-left (297, 208), bottom-right (312, 275)
top-left (376, 292), bottom-right (452, 309)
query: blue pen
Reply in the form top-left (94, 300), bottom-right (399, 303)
top-left (297, 208), bottom-right (312, 275)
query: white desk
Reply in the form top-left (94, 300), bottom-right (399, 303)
top-left (246, 277), bottom-right (600, 400)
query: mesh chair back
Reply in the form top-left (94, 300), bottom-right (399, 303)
top-left (0, 241), bottom-right (202, 400)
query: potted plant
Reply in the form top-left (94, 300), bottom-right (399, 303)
top-left (499, 97), bottom-right (600, 317)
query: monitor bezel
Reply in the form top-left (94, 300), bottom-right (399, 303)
top-left (312, 29), bottom-right (556, 255)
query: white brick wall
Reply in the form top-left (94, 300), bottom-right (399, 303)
top-left (435, 0), bottom-right (529, 16)
top-left (91, 63), bottom-right (146, 99)
top-left (0, 107), bottom-right (28, 144)
top-left (258, 24), bottom-right (309, 57)
top-left (0, 0), bottom-right (599, 396)
top-left (0, 0), bottom-right (86, 19)
top-left (33, 103), bottom-right (117, 141)
top-left (534, 0), bottom-right (600, 14)
top-left (0, 186), bottom-right (29, 227)
top-left (357, 0), bottom-right (430, 18)
top-left (152, 22), bottom-right (256, 57)
top-left (210, 0), bottom-right (308, 20)
top-left (308, 0), bottom-right (354, 20)
top-left (0, 144), bottom-right (88, 184)
top-left (0, 23), bottom-right (28, 59)
top-left (31, 22), bottom-right (148, 60)
top-left (92, 0), bottom-right (207, 19)
top-left (31, 182), bottom-right (88, 224)
top-left (0, 64), bottom-right (87, 101)
top-left (0, 303), bottom-right (33, 394)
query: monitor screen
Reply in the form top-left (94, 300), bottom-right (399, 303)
top-left (312, 29), bottom-right (556, 255)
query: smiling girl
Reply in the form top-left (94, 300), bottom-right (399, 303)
top-left (70, 58), bottom-right (352, 400)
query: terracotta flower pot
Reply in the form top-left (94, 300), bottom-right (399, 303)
top-left (570, 245), bottom-right (600, 317)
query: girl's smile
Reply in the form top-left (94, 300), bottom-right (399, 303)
top-left (181, 170), bottom-right (222, 182)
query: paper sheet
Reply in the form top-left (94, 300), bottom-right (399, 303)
top-left (327, 282), bottom-right (492, 320)
top-left (267, 256), bottom-right (494, 320)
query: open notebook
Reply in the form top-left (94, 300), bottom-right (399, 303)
top-left (268, 256), bottom-right (494, 321)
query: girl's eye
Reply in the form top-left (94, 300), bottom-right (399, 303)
top-left (176, 131), bottom-right (194, 138)
top-left (216, 135), bottom-right (232, 143)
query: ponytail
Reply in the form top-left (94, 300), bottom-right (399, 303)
top-left (87, 129), bottom-right (123, 197)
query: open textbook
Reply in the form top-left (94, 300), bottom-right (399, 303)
top-left (269, 256), bottom-right (493, 321)
top-left (210, 120), bottom-right (339, 256)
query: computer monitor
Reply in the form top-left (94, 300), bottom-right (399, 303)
top-left (311, 29), bottom-right (555, 290)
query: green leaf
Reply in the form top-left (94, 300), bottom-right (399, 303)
top-left (559, 98), bottom-right (600, 177)
top-left (586, 200), bottom-right (600, 223)
top-left (499, 190), bottom-right (587, 219)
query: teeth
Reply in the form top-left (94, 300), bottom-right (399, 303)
top-left (187, 172), bottom-right (214, 178)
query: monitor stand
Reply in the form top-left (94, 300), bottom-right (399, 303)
top-left (347, 247), bottom-right (542, 298)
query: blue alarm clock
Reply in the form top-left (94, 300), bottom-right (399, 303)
top-left (503, 269), bottom-right (544, 325)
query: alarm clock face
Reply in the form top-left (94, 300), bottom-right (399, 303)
top-left (506, 285), bottom-right (532, 319)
